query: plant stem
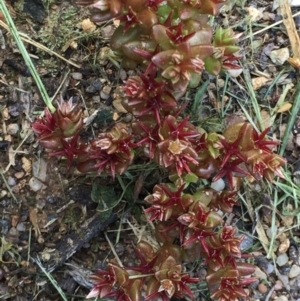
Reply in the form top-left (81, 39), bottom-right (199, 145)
top-left (0, 1), bottom-right (56, 113)
top-left (128, 273), bottom-right (155, 279)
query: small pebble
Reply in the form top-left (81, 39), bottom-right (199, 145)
top-left (258, 282), bottom-right (268, 294)
top-left (276, 253), bottom-right (289, 266)
top-left (16, 222), bottom-right (26, 232)
top-left (7, 123), bottom-right (19, 135)
top-left (0, 190), bottom-right (7, 199)
top-left (0, 219), bottom-right (11, 235)
top-left (276, 296), bottom-right (289, 301)
top-left (289, 265), bottom-right (300, 278)
top-left (14, 171), bottom-right (24, 179)
top-left (274, 280), bottom-right (283, 290)
top-left (32, 158), bottom-right (47, 182)
top-left (210, 178), bottom-right (225, 191)
top-left (7, 176), bottom-right (16, 186)
top-left (266, 263), bottom-right (275, 274)
top-left (29, 177), bottom-right (44, 192)
top-left (240, 234), bottom-right (254, 251)
top-left (102, 85), bottom-right (112, 95)
top-left (254, 267), bottom-right (267, 280)
top-left (269, 48), bottom-right (289, 65)
top-left (71, 72), bottom-right (83, 80)
top-left (115, 243), bottom-right (125, 256)
top-left (100, 91), bottom-right (110, 99)
top-left (46, 195), bottom-right (58, 204)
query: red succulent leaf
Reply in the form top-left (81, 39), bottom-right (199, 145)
top-left (165, 22), bottom-right (196, 45)
top-left (118, 6), bottom-right (139, 31)
top-left (213, 159), bottom-right (250, 190)
top-left (252, 126), bottom-right (280, 153)
top-left (159, 115), bottom-right (201, 142)
top-left (55, 97), bottom-right (83, 137)
top-left (156, 138), bottom-right (199, 176)
top-left (135, 120), bottom-right (160, 159)
top-left (32, 108), bottom-right (57, 138)
top-left (49, 134), bottom-right (85, 167)
top-left (87, 266), bottom-right (117, 299)
top-left (209, 190), bottom-right (238, 213)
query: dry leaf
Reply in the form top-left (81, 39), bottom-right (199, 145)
top-left (252, 76), bottom-right (269, 90)
top-left (81, 18), bottom-right (96, 33)
top-left (288, 57), bottom-right (300, 68)
top-left (261, 110), bottom-right (271, 128)
top-left (22, 157), bottom-right (31, 174)
top-left (246, 6), bottom-right (264, 22)
top-left (8, 145), bottom-right (15, 167)
top-left (29, 207), bottom-right (47, 244)
top-left (277, 102), bottom-right (292, 113)
top-left (112, 112), bottom-right (120, 120)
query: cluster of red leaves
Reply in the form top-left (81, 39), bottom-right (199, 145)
top-left (87, 242), bottom-right (199, 301)
top-left (31, 0), bottom-right (288, 300)
top-left (32, 100), bottom-right (135, 178)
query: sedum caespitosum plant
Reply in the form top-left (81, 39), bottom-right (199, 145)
top-left (31, 0), bottom-right (287, 300)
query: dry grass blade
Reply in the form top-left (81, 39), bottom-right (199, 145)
top-left (241, 11), bottom-right (300, 41)
top-left (280, 0), bottom-right (300, 67)
top-left (0, 20), bottom-right (81, 69)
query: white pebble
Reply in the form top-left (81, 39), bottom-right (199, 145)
top-left (210, 178), bottom-right (225, 191)
top-left (17, 222), bottom-right (26, 231)
top-left (29, 177), bottom-right (44, 192)
top-left (7, 176), bottom-right (16, 186)
top-left (276, 296), bottom-right (289, 301)
top-left (289, 265), bottom-right (300, 278)
top-left (32, 158), bottom-right (47, 182)
top-left (7, 123), bottom-right (19, 135)
top-left (276, 253), bottom-right (289, 266)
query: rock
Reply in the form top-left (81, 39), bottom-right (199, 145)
top-left (0, 219), bottom-right (11, 235)
top-left (289, 265), bottom-right (300, 278)
top-left (29, 177), bottom-right (45, 192)
top-left (16, 222), bottom-right (26, 232)
top-left (276, 296), bottom-right (289, 301)
top-left (278, 238), bottom-right (290, 254)
top-left (274, 280), bottom-right (283, 290)
top-left (210, 178), bottom-right (225, 191)
top-left (32, 158), bottom-right (47, 182)
top-left (71, 72), bottom-right (83, 80)
top-left (270, 48), bottom-right (289, 65)
top-left (258, 282), bottom-right (268, 294)
top-left (7, 123), bottom-right (19, 135)
top-left (254, 267), bottom-right (267, 280)
top-left (7, 176), bottom-right (16, 186)
top-left (240, 235), bottom-right (254, 252)
top-left (276, 253), bottom-right (289, 266)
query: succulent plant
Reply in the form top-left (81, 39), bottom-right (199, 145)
top-left (30, 2), bottom-right (289, 301)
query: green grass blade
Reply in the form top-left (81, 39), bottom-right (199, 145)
top-left (279, 83), bottom-right (300, 156)
top-left (191, 80), bottom-right (210, 114)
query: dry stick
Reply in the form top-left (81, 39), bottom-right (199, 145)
top-left (241, 10), bottom-right (300, 41)
top-left (0, 20), bottom-right (81, 69)
top-left (104, 232), bottom-right (123, 267)
top-left (280, 0), bottom-right (300, 57)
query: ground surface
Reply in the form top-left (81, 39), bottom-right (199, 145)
top-left (1, 0), bottom-right (300, 300)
